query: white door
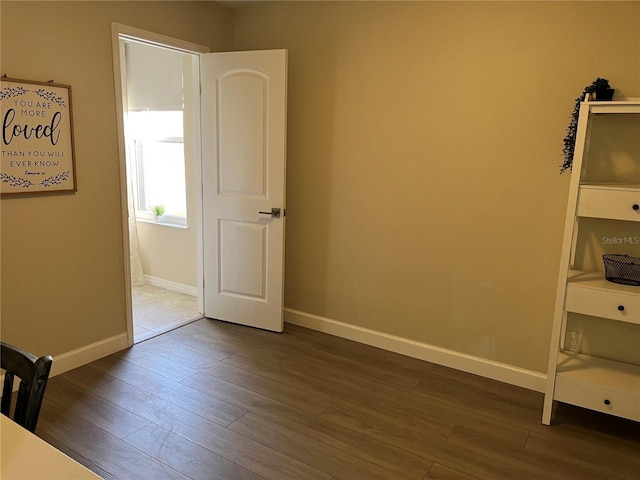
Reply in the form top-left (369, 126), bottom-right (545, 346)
top-left (200, 50), bottom-right (287, 332)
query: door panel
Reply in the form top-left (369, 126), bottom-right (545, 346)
top-left (218, 72), bottom-right (267, 197)
top-left (219, 219), bottom-right (266, 299)
top-left (201, 49), bottom-right (287, 332)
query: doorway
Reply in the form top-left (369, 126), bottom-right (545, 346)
top-left (112, 24), bottom-right (209, 345)
top-left (113, 24), bottom-right (288, 346)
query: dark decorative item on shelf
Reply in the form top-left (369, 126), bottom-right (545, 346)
top-left (592, 77), bottom-right (615, 101)
top-left (560, 77), bottom-right (615, 174)
top-left (602, 254), bottom-right (640, 286)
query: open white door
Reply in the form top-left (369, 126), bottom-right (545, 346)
top-left (201, 50), bottom-right (287, 332)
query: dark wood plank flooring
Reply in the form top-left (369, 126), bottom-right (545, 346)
top-left (36, 319), bottom-right (640, 480)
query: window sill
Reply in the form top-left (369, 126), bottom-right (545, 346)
top-left (136, 217), bottom-right (188, 229)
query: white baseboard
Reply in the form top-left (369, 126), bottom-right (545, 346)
top-left (1, 333), bottom-right (129, 391)
top-left (50, 333), bottom-right (129, 377)
top-left (144, 275), bottom-right (198, 297)
top-left (284, 308), bottom-right (547, 393)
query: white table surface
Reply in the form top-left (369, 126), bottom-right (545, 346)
top-left (0, 415), bottom-right (103, 479)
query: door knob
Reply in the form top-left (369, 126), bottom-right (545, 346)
top-left (258, 208), bottom-right (281, 218)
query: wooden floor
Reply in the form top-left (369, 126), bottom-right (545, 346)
top-left (37, 319), bottom-right (640, 480)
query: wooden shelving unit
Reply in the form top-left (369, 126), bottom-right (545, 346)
top-left (542, 97), bottom-right (640, 425)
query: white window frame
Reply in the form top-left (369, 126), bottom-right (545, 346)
top-left (127, 113), bottom-right (188, 227)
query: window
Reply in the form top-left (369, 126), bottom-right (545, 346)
top-left (123, 39), bottom-right (189, 227)
top-left (127, 110), bottom-right (187, 225)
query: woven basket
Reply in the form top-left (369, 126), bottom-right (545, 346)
top-left (602, 254), bottom-right (640, 286)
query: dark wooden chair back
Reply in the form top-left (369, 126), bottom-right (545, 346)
top-left (1, 342), bottom-right (53, 432)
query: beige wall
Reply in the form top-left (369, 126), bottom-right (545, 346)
top-left (0, 1), bottom-right (231, 356)
top-left (136, 221), bottom-right (198, 288)
top-left (231, 1), bottom-right (640, 372)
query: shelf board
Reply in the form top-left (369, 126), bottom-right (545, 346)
top-left (579, 183), bottom-right (640, 192)
top-left (568, 270), bottom-right (640, 295)
top-left (587, 98), bottom-right (640, 114)
top-left (556, 352), bottom-right (640, 393)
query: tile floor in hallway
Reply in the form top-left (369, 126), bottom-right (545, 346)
top-left (132, 283), bottom-right (202, 343)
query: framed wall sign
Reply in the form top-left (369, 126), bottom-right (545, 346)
top-left (1, 77), bottom-right (76, 196)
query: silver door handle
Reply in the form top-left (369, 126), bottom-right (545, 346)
top-left (258, 208), bottom-right (281, 218)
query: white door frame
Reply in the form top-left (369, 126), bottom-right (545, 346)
top-left (110, 23), bottom-right (210, 346)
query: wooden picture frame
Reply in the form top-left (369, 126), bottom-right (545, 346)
top-left (1, 77), bottom-right (76, 196)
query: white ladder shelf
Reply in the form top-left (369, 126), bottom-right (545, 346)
top-left (542, 96), bottom-right (640, 425)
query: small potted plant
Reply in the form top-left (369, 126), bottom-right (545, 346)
top-left (561, 77), bottom-right (615, 173)
top-left (151, 204), bottom-right (165, 221)
top-left (591, 77), bottom-right (615, 101)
